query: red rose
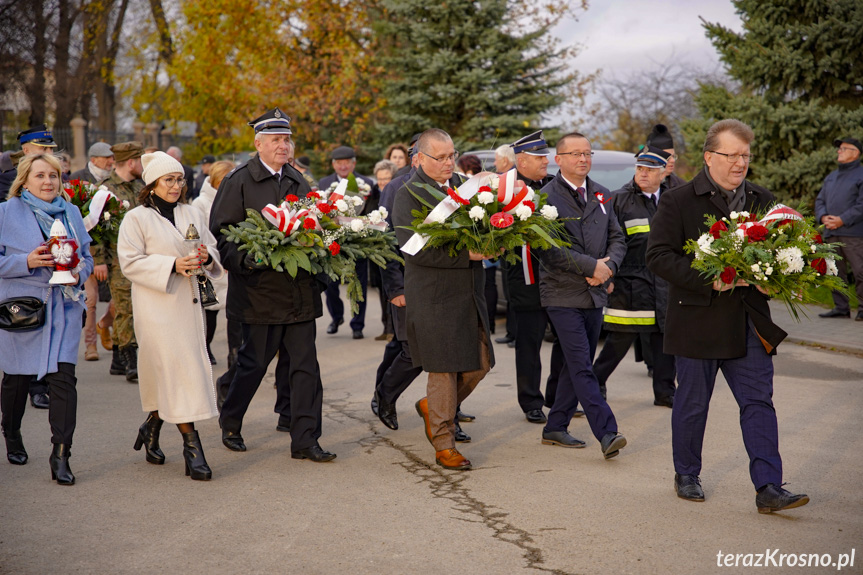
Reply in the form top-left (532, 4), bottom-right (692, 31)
top-left (446, 187), bottom-right (469, 206)
top-left (328, 241), bottom-right (341, 256)
top-left (810, 258), bottom-right (827, 274)
top-left (307, 191), bottom-right (321, 199)
top-left (285, 194), bottom-right (300, 202)
top-left (478, 185), bottom-right (492, 194)
top-left (65, 188), bottom-right (75, 198)
top-left (709, 221), bottom-right (728, 239)
top-left (490, 212), bottom-right (514, 229)
top-left (719, 266), bottom-right (737, 284)
top-left (69, 179), bottom-right (81, 186)
top-left (745, 224), bottom-right (768, 242)
top-left (813, 233), bottom-right (823, 244)
top-left (522, 200), bottom-right (536, 211)
top-left (316, 202), bottom-right (333, 214)
top-left (302, 217), bottom-right (316, 230)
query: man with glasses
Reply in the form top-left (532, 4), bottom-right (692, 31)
top-left (647, 119), bottom-right (809, 513)
top-left (99, 141), bottom-right (146, 382)
top-left (815, 137), bottom-right (863, 321)
top-left (210, 107), bottom-right (335, 462)
top-left (535, 132), bottom-right (627, 458)
top-left (392, 128), bottom-right (493, 470)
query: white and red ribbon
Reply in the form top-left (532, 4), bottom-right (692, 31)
top-left (497, 169), bottom-right (530, 214)
top-left (262, 203), bottom-right (321, 234)
top-left (81, 188), bottom-right (117, 231)
top-left (737, 204), bottom-right (803, 231)
top-left (326, 179), bottom-right (348, 204)
top-left (522, 244), bottom-right (535, 285)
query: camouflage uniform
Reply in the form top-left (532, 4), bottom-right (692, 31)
top-left (99, 170), bottom-right (144, 349)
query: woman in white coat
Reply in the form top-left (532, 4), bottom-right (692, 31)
top-left (117, 152), bottom-right (224, 481)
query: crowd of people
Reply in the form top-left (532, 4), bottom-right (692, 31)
top-left (2, 110), bottom-right (860, 515)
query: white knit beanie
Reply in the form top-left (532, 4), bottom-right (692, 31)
top-left (141, 151), bottom-right (184, 186)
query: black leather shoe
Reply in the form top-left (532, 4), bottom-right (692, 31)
top-left (507, 340), bottom-right (516, 348)
top-left (654, 396), bottom-right (674, 408)
top-left (376, 392), bottom-right (398, 430)
top-left (456, 409), bottom-right (475, 422)
top-left (30, 393), bottom-right (50, 409)
top-left (133, 412), bottom-right (165, 464)
top-left (756, 483), bottom-right (809, 514)
top-left (571, 409), bottom-right (585, 418)
top-left (675, 473), bottom-right (705, 501)
top-left (541, 430), bottom-right (585, 448)
top-left (3, 429), bottom-right (28, 465)
top-left (182, 430), bottom-right (212, 481)
top-left (856, 311), bottom-right (863, 322)
top-left (291, 445), bottom-right (336, 462)
top-left (276, 415), bottom-right (291, 433)
top-left (819, 308), bottom-right (850, 318)
top-left (221, 429), bottom-right (246, 452)
top-left (352, 330), bottom-right (364, 340)
top-left (370, 393), bottom-right (379, 416)
top-left (494, 335), bottom-right (514, 344)
top-left (525, 409), bottom-right (547, 424)
top-left (326, 318), bottom-right (344, 334)
top-left (49, 444), bottom-right (75, 485)
top-left (600, 432), bottom-right (626, 459)
top-left (454, 421), bottom-right (471, 443)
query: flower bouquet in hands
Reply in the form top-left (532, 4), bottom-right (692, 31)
top-left (683, 204), bottom-right (850, 320)
top-left (221, 181), bottom-right (402, 314)
top-left (64, 179), bottom-right (130, 246)
top-left (401, 169), bottom-right (568, 263)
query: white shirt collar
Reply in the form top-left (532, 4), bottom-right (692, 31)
top-left (561, 174), bottom-right (587, 194)
top-left (260, 159), bottom-right (283, 178)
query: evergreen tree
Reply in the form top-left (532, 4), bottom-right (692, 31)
top-left (372, 0), bottom-right (583, 152)
top-left (682, 0), bottom-right (863, 205)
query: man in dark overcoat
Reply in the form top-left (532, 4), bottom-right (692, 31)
top-left (209, 107), bottom-right (335, 463)
top-left (646, 118), bottom-right (808, 513)
top-left (392, 129), bottom-right (494, 470)
top-left (593, 146), bottom-right (675, 407)
top-left (537, 132), bottom-right (627, 458)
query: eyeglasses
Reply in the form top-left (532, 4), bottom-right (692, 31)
top-left (420, 151), bottom-right (459, 164)
top-left (837, 147), bottom-right (857, 153)
top-left (162, 177), bottom-right (186, 188)
top-left (709, 151), bottom-right (754, 163)
top-left (669, 154), bottom-right (679, 160)
top-left (557, 151), bottom-right (594, 159)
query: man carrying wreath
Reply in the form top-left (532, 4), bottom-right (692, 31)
top-left (392, 128), bottom-right (494, 470)
top-left (646, 118), bottom-right (808, 513)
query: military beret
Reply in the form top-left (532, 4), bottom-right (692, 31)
top-left (112, 141), bottom-right (144, 163)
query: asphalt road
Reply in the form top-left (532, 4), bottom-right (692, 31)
top-left (2, 296), bottom-right (862, 574)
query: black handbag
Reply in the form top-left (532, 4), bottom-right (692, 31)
top-left (0, 296), bottom-right (46, 332)
top-left (197, 275), bottom-right (219, 308)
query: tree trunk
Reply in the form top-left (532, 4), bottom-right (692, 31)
top-left (26, 0), bottom-right (47, 126)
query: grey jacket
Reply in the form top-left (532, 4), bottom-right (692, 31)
top-left (815, 160), bottom-right (863, 238)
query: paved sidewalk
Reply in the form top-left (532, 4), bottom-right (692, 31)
top-left (769, 301), bottom-right (863, 356)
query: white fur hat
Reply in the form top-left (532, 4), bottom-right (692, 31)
top-left (141, 151), bottom-right (184, 186)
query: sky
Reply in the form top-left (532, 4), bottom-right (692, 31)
top-left (549, 0), bottom-right (744, 126)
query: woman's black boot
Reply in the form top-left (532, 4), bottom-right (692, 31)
top-left (182, 430), bottom-right (212, 481)
top-left (3, 429), bottom-right (28, 465)
top-left (49, 443), bottom-right (75, 485)
top-left (133, 413), bottom-right (165, 464)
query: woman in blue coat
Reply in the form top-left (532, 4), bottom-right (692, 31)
top-left (0, 153), bottom-right (94, 485)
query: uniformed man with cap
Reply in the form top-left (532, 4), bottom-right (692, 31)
top-left (646, 124), bottom-right (686, 189)
top-left (70, 142), bottom-right (115, 184)
top-left (98, 141), bottom-right (146, 381)
top-left (504, 131), bottom-right (562, 424)
top-left (0, 126), bottom-right (58, 201)
top-left (210, 107), bottom-right (335, 462)
top-left (194, 155), bottom-right (217, 196)
top-left (593, 146), bottom-right (676, 407)
top-left (318, 146), bottom-right (376, 339)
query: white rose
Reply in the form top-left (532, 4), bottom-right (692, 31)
top-left (351, 196), bottom-right (364, 207)
top-left (103, 212), bottom-right (111, 221)
top-left (378, 207), bottom-right (388, 219)
top-left (696, 233), bottom-right (715, 256)
top-left (750, 263), bottom-right (761, 272)
top-left (739, 211), bottom-right (750, 218)
top-left (350, 219), bottom-right (365, 232)
top-left (515, 204), bottom-right (533, 221)
top-left (477, 191), bottom-right (495, 205)
top-left (826, 258), bottom-right (838, 276)
top-left (369, 211), bottom-right (382, 224)
top-left (335, 199), bottom-right (348, 212)
top-left (469, 206), bottom-right (485, 221)
top-left (730, 211), bottom-right (739, 220)
top-left (122, 200), bottom-right (130, 210)
top-left (540, 205), bottom-right (558, 220)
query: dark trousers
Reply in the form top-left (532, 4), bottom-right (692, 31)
top-left (673, 322), bottom-right (782, 490)
top-left (544, 307), bottom-right (618, 441)
top-left (220, 321), bottom-right (322, 452)
top-left (205, 309), bottom-right (218, 362)
top-left (325, 257), bottom-right (368, 331)
top-left (483, 267), bottom-right (498, 333)
top-left (375, 338), bottom-right (423, 406)
top-left (830, 236), bottom-right (863, 312)
top-left (593, 331), bottom-right (676, 401)
top-left (514, 309), bottom-right (549, 412)
top-left (29, 378), bottom-right (47, 397)
top-left (544, 323), bottom-right (564, 408)
top-left (2, 363), bottom-right (77, 444)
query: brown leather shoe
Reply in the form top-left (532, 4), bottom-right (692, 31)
top-left (97, 322), bottom-right (112, 351)
top-left (435, 448), bottom-right (472, 470)
top-left (84, 345), bottom-right (99, 361)
top-left (415, 397), bottom-right (433, 445)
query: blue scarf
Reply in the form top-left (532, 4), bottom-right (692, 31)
top-left (20, 190), bottom-right (85, 303)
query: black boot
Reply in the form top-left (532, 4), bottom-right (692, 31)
top-left (49, 443), bottom-right (75, 485)
top-left (121, 345), bottom-right (138, 382)
top-left (3, 428), bottom-right (28, 465)
top-left (110, 345), bottom-right (126, 376)
top-left (182, 430), bottom-right (212, 481)
top-left (133, 412), bottom-right (165, 464)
